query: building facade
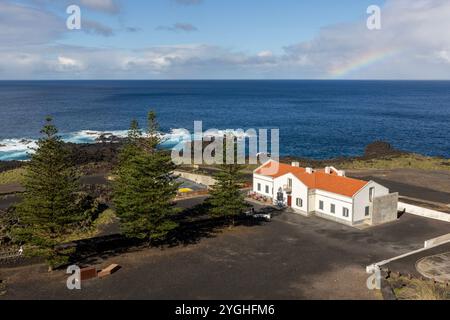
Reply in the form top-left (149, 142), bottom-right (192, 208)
top-left (253, 160), bottom-right (398, 226)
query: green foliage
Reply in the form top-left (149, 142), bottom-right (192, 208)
top-left (113, 111), bottom-right (180, 242)
top-left (344, 154), bottom-right (450, 171)
top-left (208, 135), bottom-right (248, 224)
top-left (0, 207), bottom-right (19, 247)
top-left (0, 168), bottom-right (25, 185)
top-left (75, 192), bottom-right (104, 229)
top-left (12, 117), bottom-right (83, 269)
top-left (0, 279), bottom-right (6, 296)
top-left (94, 209), bottom-right (117, 227)
top-left (390, 275), bottom-right (449, 300)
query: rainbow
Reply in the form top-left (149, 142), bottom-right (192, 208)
top-left (329, 48), bottom-right (400, 78)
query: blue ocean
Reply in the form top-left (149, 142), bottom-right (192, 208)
top-left (0, 80), bottom-right (449, 161)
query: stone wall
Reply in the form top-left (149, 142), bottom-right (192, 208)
top-left (371, 193), bottom-right (399, 226)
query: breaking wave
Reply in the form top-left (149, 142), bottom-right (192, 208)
top-left (0, 128), bottom-right (253, 161)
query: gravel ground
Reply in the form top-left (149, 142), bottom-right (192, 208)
top-left (1, 211), bottom-right (448, 300)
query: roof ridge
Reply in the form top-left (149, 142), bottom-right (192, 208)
top-left (255, 160), bottom-right (369, 197)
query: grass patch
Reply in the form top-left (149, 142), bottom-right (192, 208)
top-left (60, 209), bottom-right (117, 243)
top-left (0, 280), bottom-right (6, 296)
top-left (343, 155), bottom-right (450, 171)
top-left (184, 154), bottom-right (450, 176)
top-left (390, 276), bottom-right (449, 300)
top-left (94, 209), bottom-right (117, 227)
top-left (0, 168), bottom-right (26, 185)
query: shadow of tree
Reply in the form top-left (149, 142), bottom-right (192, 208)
top-left (68, 203), bottom-right (266, 267)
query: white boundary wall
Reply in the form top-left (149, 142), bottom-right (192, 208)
top-left (367, 233), bottom-right (450, 272)
top-left (174, 170), bottom-right (217, 188)
top-left (398, 201), bottom-right (450, 223)
top-left (425, 233), bottom-right (450, 248)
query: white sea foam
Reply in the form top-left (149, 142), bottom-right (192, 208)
top-left (0, 129), bottom-right (191, 161)
top-left (202, 128), bottom-right (257, 139)
top-left (62, 130), bottom-right (130, 144)
top-left (0, 127), bottom-right (257, 161)
top-left (0, 139), bottom-right (38, 161)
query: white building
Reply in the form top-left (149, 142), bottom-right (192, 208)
top-left (252, 160), bottom-right (398, 227)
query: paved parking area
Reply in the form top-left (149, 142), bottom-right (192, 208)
top-left (348, 169), bottom-right (450, 205)
top-left (386, 242), bottom-right (450, 281)
top-left (1, 211), bottom-right (449, 300)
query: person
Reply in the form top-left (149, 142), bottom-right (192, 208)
top-left (18, 246), bottom-right (23, 256)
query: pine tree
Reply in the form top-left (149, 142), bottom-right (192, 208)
top-left (208, 135), bottom-right (248, 225)
top-left (13, 117), bottom-right (82, 270)
top-left (113, 111), bottom-right (180, 242)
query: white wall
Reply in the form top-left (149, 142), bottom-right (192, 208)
top-left (253, 173), bottom-right (274, 197)
top-left (308, 191), bottom-right (316, 213)
top-left (174, 170), bottom-right (217, 188)
top-left (353, 181), bottom-right (389, 223)
top-left (252, 170), bottom-right (394, 227)
top-left (398, 202), bottom-right (450, 223)
top-left (273, 173), bottom-right (309, 212)
top-left (314, 189), bottom-right (354, 223)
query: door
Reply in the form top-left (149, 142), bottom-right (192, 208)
top-left (287, 195), bottom-right (292, 207)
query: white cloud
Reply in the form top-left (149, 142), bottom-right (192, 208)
top-left (257, 51), bottom-right (273, 58)
top-left (79, 0), bottom-right (120, 14)
top-left (437, 51), bottom-right (450, 64)
top-left (0, 2), bottom-right (63, 46)
top-left (0, 44), bottom-right (278, 79)
top-left (57, 56), bottom-right (84, 70)
top-left (83, 19), bottom-right (115, 36)
top-left (280, 0), bottom-right (450, 79)
top-left (1, 0), bottom-right (450, 79)
top-left (156, 23), bottom-right (198, 33)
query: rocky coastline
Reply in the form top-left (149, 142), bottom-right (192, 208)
top-left (0, 140), bottom-right (417, 174)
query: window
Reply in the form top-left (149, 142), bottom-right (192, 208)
top-left (288, 178), bottom-right (292, 188)
top-left (265, 185), bottom-right (269, 194)
top-left (343, 208), bottom-right (349, 218)
top-left (296, 198), bottom-right (303, 207)
top-left (257, 183), bottom-right (261, 192)
top-left (369, 187), bottom-right (375, 202)
top-left (365, 206), bottom-right (370, 216)
top-left (330, 204), bottom-right (336, 214)
top-left (319, 200), bottom-right (324, 210)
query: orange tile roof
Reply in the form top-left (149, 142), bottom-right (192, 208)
top-left (255, 161), bottom-right (368, 198)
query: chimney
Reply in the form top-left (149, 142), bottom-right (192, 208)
top-left (306, 167), bottom-right (313, 174)
top-left (325, 166), bottom-right (332, 174)
top-left (291, 162), bottom-right (300, 167)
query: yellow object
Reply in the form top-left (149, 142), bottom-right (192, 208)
top-left (179, 188), bottom-right (193, 193)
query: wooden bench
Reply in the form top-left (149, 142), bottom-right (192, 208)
top-left (80, 267), bottom-right (98, 281)
top-left (98, 264), bottom-right (121, 278)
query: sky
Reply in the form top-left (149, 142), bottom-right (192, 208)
top-left (1, 0), bottom-right (450, 79)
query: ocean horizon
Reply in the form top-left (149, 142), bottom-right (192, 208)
top-left (1, 80), bottom-right (449, 161)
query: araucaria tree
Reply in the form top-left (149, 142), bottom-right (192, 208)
top-left (208, 135), bottom-right (248, 225)
top-left (113, 111), bottom-right (180, 242)
top-left (14, 117), bottom-right (82, 270)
